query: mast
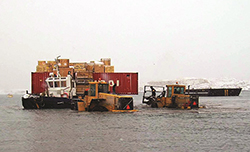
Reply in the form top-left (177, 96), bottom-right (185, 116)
top-left (55, 55), bottom-right (61, 77)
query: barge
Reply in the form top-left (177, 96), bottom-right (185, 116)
top-left (185, 88), bottom-right (242, 96)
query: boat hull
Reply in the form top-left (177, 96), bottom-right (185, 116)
top-left (186, 88), bottom-right (242, 96)
top-left (22, 95), bottom-right (72, 109)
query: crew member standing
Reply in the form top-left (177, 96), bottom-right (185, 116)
top-left (113, 83), bottom-right (117, 94)
top-left (150, 86), bottom-right (156, 97)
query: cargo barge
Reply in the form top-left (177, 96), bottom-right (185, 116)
top-left (185, 88), bottom-right (242, 96)
top-left (22, 57), bottom-right (138, 111)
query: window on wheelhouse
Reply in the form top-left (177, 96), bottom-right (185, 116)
top-left (49, 82), bottom-right (53, 88)
top-left (167, 86), bottom-right (172, 97)
top-left (174, 86), bottom-right (185, 94)
top-left (98, 84), bottom-right (109, 93)
top-left (47, 78), bottom-right (67, 88)
top-left (61, 81), bottom-right (66, 87)
top-left (90, 84), bottom-right (96, 96)
top-left (48, 81), bottom-right (59, 87)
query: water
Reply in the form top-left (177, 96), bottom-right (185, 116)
top-left (1, 91), bottom-right (250, 152)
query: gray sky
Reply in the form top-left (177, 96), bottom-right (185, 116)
top-left (0, 0), bottom-right (250, 91)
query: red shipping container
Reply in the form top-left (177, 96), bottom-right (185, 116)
top-left (32, 72), bottom-right (50, 94)
top-left (93, 72), bottom-right (138, 95)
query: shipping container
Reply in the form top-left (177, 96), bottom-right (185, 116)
top-left (58, 59), bottom-right (69, 68)
top-left (32, 72), bottom-right (50, 94)
top-left (93, 73), bottom-right (138, 95)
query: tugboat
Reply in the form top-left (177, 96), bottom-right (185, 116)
top-left (22, 73), bottom-right (76, 109)
top-left (22, 56), bottom-right (77, 109)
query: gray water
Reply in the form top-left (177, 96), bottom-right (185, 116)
top-left (1, 91), bottom-right (250, 152)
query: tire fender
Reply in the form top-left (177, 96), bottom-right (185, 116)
top-left (61, 92), bottom-right (69, 98)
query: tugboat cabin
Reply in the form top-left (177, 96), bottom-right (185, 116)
top-left (46, 73), bottom-right (76, 98)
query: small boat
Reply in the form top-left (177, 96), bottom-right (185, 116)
top-left (7, 94), bottom-right (13, 98)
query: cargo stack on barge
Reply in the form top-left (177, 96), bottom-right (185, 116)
top-left (22, 56), bottom-right (138, 112)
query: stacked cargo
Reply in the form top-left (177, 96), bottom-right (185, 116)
top-left (36, 61), bottom-right (48, 72)
top-left (72, 63), bottom-right (91, 78)
top-left (57, 59), bottom-right (73, 77)
top-left (47, 61), bottom-right (56, 72)
top-left (33, 57), bottom-right (138, 95)
top-left (36, 60), bottom-right (55, 73)
top-left (94, 62), bottom-right (105, 73)
top-left (36, 58), bottom-right (114, 74)
top-left (72, 62), bottom-right (91, 95)
top-left (101, 58), bottom-right (114, 73)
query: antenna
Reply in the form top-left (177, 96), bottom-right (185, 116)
top-left (54, 55), bottom-right (61, 77)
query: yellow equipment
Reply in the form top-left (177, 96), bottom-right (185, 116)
top-left (74, 81), bottom-right (136, 112)
top-left (142, 84), bottom-right (199, 109)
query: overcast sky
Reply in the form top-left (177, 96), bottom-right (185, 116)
top-left (0, 0), bottom-right (250, 91)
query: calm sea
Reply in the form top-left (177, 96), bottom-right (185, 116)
top-left (1, 91), bottom-right (250, 152)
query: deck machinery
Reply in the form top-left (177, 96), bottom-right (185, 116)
top-left (142, 84), bottom-right (199, 109)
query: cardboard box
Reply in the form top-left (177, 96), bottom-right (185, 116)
top-left (86, 63), bottom-right (94, 72)
top-left (74, 68), bottom-right (86, 73)
top-left (38, 61), bottom-right (46, 66)
top-left (75, 71), bottom-right (93, 78)
top-left (45, 66), bottom-right (53, 72)
top-left (58, 67), bottom-right (74, 77)
top-left (47, 61), bottom-right (56, 67)
top-left (58, 59), bottom-right (69, 68)
top-left (44, 62), bottom-right (55, 72)
top-left (100, 58), bottom-right (111, 66)
top-left (73, 63), bottom-right (85, 69)
top-left (104, 65), bottom-right (114, 73)
top-left (36, 65), bottom-right (46, 72)
top-left (94, 64), bottom-right (105, 73)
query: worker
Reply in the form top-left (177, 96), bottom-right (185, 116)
top-left (83, 88), bottom-right (89, 97)
top-left (54, 74), bottom-right (58, 87)
top-left (113, 83), bottom-right (117, 94)
top-left (187, 100), bottom-right (193, 109)
top-left (150, 86), bottom-right (156, 97)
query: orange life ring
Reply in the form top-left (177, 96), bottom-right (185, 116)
top-left (61, 92), bottom-right (69, 98)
